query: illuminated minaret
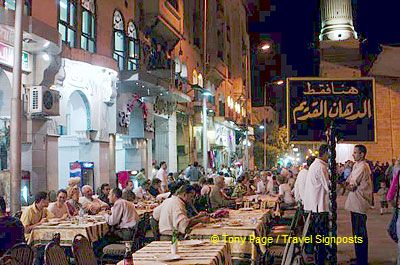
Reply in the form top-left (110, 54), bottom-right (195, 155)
top-left (320, 0), bottom-right (357, 41)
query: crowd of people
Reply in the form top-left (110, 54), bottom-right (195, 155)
top-left (1, 146), bottom-right (400, 264)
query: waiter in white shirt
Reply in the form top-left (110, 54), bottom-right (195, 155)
top-left (345, 145), bottom-right (372, 265)
top-left (303, 144), bottom-right (330, 265)
top-left (156, 161), bottom-right (169, 193)
top-left (294, 156), bottom-right (316, 203)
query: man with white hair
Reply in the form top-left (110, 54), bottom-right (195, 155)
top-left (209, 176), bottom-right (239, 209)
top-left (79, 185), bottom-right (109, 215)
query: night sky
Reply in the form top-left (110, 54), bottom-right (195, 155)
top-left (248, 0), bottom-right (400, 78)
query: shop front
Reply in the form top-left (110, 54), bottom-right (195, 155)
top-left (211, 118), bottom-right (237, 170)
top-left (52, 59), bottom-right (118, 190)
top-left (116, 70), bottom-right (190, 178)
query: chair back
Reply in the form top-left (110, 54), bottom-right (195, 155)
top-left (260, 201), bottom-right (267, 210)
top-left (150, 217), bottom-right (160, 241)
top-left (135, 212), bottom-right (148, 248)
top-left (6, 243), bottom-right (34, 265)
top-left (44, 235), bottom-right (69, 265)
top-left (0, 255), bottom-right (18, 265)
top-left (13, 211), bottom-right (22, 220)
top-left (243, 201), bottom-right (251, 208)
top-left (72, 234), bottom-right (97, 265)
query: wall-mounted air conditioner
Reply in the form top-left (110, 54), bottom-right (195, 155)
top-left (28, 86), bottom-right (60, 116)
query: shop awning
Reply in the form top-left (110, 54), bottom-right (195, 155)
top-left (118, 70), bottom-right (191, 102)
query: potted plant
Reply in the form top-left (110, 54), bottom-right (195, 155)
top-left (171, 228), bottom-right (179, 254)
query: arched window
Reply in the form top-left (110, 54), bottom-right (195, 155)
top-left (113, 10), bottom-right (125, 70)
top-left (192, 70), bottom-right (198, 85)
top-left (81, 0), bottom-right (96, 53)
top-left (197, 73), bottom-right (203, 88)
top-left (58, 0), bottom-right (77, 47)
top-left (127, 21), bottom-right (140, 70)
top-left (3, 0), bottom-right (31, 16)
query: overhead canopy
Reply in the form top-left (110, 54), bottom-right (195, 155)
top-left (118, 70), bottom-right (191, 103)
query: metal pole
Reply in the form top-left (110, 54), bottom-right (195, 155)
top-left (327, 120), bottom-right (337, 264)
top-left (108, 134), bottom-right (116, 187)
top-left (263, 84), bottom-right (267, 169)
top-left (202, 95), bottom-right (208, 174)
top-left (10, 0), bottom-right (23, 214)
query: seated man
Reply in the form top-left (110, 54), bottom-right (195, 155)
top-left (79, 185), bottom-right (109, 215)
top-left (122, 180), bottom-right (136, 202)
top-left (47, 189), bottom-right (69, 219)
top-left (20, 191), bottom-right (53, 241)
top-left (153, 184), bottom-right (209, 240)
top-left (0, 197), bottom-right (25, 256)
top-left (209, 176), bottom-right (238, 209)
top-left (98, 183), bottom-right (112, 206)
top-left (149, 178), bottom-right (162, 197)
top-left (104, 188), bottom-right (139, 241)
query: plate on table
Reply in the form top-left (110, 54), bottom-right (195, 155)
top-left (156, 254), bottom-right (181, 262)
top-left (211, 223), bottom-right (223, 228)
top-left (226, 221), bottom-right (243, 227)
top-left (239, 207), bottom-right (253, 211)
top-left (46, 221), bottom-right (60, 226)
top-left (179, 240), bottom-right (205, 246)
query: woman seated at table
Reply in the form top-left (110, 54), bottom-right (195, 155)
top-left (47, 189), bottom-right (70, 220)
top-left (153, 184), bottom-right (209, 240)
top-left (278, 176), bottom-right (296, 210)
top-left (66, 186), bottom-right (82, 216)
top-left (232, 174), bottom-right (255, 198)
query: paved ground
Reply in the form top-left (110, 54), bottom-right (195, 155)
top-left (337, 194), bottom-right (397, 265)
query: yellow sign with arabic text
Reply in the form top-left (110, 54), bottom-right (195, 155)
top-left (287, 77), bottom-right (376, 143)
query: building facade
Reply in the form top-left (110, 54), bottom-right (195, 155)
top-left (0, 0), bottom-right (253, 196)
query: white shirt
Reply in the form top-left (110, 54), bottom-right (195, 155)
top-left (279, 183), bottom-right (295, 204)
top-left (345, 160), bottom-right (373, 214)
top-left (105, 199), bottom-right (139, 229)
top-left (153, 196), bottom-right (189, 235)
top-left (256, 181), bottom-right (266, 194)
top-left (303, 158), bottom-right (330, 213)
top-left (156, 168), bottom-right (168, 192)
top-left (294, 168), bottom-right (308, 202)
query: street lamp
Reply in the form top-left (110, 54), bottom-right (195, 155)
top-left (261, 43), bottom-right (271, 51)
top-left (262, 79), bottom-right (284, 169)
top-left (201, 89), bottom-right (212, 175)
top-left (259, 125), bottom-right (265, 130)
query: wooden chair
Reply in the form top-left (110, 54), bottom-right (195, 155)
top-left (72, 234), bottom-right (97, 265)
top-left (149, 216), bottom-right (160, 241)
top-left (101, 223), bottom-right (139, 265)
top-left (44, 234), bottom-right (69, 265)
top-left (0, 255), bottom-right (18, 265)
top-left (13, 211), bottom-right (22, 220)
top-left (6, 243), bottom-right (34, 265)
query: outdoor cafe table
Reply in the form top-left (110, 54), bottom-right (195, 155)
top-left (189, 209), bottom-right (272, 265)
top-left (117, 240), bottom-right (232, 265)
top-left (28, 217), bottom-right (109, 246)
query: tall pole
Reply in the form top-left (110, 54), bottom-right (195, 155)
top-left (202, 95), bottom-right (208, 174)
top-left (10, 0), bottom-right (23, 214)
top-left (263, 84), bottom-right (267, 169)
top-left (327, 120), bottom-right (337, 264)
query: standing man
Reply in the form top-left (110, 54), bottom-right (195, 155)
top-left (294, 156), bottom-right (316, 204)
top-left (122, 180), bottom-right (136, 202)
top-left (345, 145), bottom-right (373, 265)
top-left (303, 144), bottom-right (330, 265)
top-left (157, 161), bottom-right (169, 193)
top-left (187, 161), bottom-right (203, 183)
